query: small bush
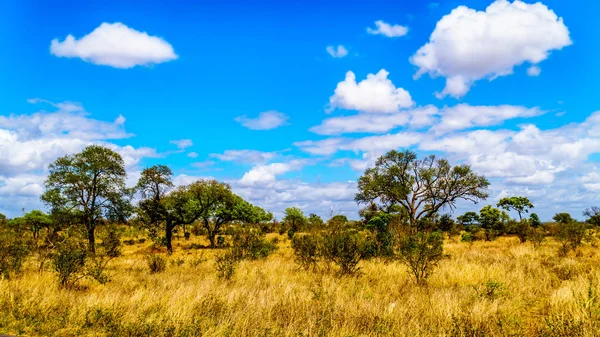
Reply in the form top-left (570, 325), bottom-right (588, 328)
top-left (461, 232), bottom-right (476, 244)
top-left (528, 227), bottom-right (545, 248)
top-left (216, 236), bottom-right (226, 247)
top-left (557, 221), bottom-right (589, 256)
top-left (0, 229), bottom-right (30, 279)
top-left (52, 240), bottom-right (88, 288)
top-left (291, 234), bottom-right (321, 271)
top-left (398, 230), bottom-right (444, 285)
top-left (215, 251), bottom-right (238, 280)
top-left (100, 226), bottom-right (122, 258)
top-left (170, 257), bottom-right (185, 267)
top-left (146, 254), bottom-right (167, 273)
top-left (321, 230), bottom-right (365, 275)
top-left (231, 228), bottom-right (277, 260)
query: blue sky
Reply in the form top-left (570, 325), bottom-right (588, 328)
top-left (0, 0), bottom-right (598, 220)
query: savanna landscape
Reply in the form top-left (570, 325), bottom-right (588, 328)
top-left (1, 0), bottom-right (598, 336)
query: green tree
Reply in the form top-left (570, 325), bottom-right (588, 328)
top-left (584, 207), bottom-right (600, 226)
top-left (479, 205), bottom-right (510, 240)
top-left (497, 196), bottom-right (534, 220)
top-left (530, 213), bottom-right (542, 227)
top-left (553, 213), bottom-right (574, 224)
top-left (457, 211), bottom-right (480, 227)
top-left (9, 210), bottom-right (52, 240)
top-left (283, 207), bottom-right (306, 237)
top-left (355, 150), bottom-right (489, 228)
top-left (398, 231), bottom-right (444, 284)
top-left (437, 214), bottom-right (455, 232)
top-left (190, 180), bottom-right (263, 248)
top-left (41, 145), bottom-right (131, 253)
top-left (307, 213), bottom-right (324, 230)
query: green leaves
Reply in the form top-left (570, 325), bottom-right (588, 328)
top-left (355, 149), bottom-right (489, 226)
top-left (497, 196), bottom-right (534, 220)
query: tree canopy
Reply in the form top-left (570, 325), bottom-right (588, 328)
top-left (41, 145), bottom-right (130, 253)
top-left (497, 196), bottom-right (534, 220)
top-left (355, 150), bottom-right (489, 227)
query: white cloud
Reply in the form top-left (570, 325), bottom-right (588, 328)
top-left (410, 0), bottom-right (571, 98)
top-left (527, 65), bottom-right (541, 76)
top-left (326, 45), bottom-right (348, 58)
top-left (239, 161), bottom-right (304, 186)
top-left (210, 149), bottom-right (278, 164)
top-left (329, 70), bottom-right (414, 113)
top-left (235, 111), bottom-right (289, 130)
top-left (170, 139), bottom-right (193, 149)
top-left (431, 104), bottom-right (543, 134)
top-left (50, 22), bottom-right (178, 68)
top-left (367, 20), bottom-right (408, 37)
top-left (187, 152), bottom-right (198, 158)
top-left (0, 99), bottom-right (159, 217)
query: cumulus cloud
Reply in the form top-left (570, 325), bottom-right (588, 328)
top-left (235, 111), bottom-right (289, 130)
top-left (329, 70), bottom-right (414, 113)
top-left (326, 45), bottom-right (348, 58)
top-left (0, 99), bottom-right (159, 217)
top-left (527, 66), bottom-right (542, 76)
top-left (50, 22), bottom-right (178, 68)
top-left (367, 20), bottom-right (408, 37)
top-left (239, 161), bottom-right (305, 186)
top-left (410, 0), bottom-right (571, 98)
top-left (170, 139), bottom-right (193, 149)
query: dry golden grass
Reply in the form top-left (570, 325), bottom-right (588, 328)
top-left (1, 234), bottom-right (600, 336)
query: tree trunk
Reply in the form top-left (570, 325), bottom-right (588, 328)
top-left (208, 230), bottom-right (216, 248)
top-left (165, 220), bottom-right (174, 254)
top-left (87, 225), bottom-right (96, 254)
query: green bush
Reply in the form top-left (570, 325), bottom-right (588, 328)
top-left (0, 229), bottom-right (30, 279)
top-left (215, 251), bottom-right (238, 280)
top-left (145, 254), bottom-right (167, 273)
top-left (100, 225), bottom-right (122, 258)
top-left (52, 240), bottom-right (88, 288)
top-left (231, 228), bottom-right (277, 260)
top-left (398, 231), bottom-right (444, 284)
top-left (291, 234), bottom-right (321, 271)
top-left (321, 230), bottom-right (365, 275)
top-left (557, 221), bottom-right (589, 256)
top-left (461, 232), bottom-right (476, 244)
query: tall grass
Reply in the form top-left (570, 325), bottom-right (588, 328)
top-left (1, 234), bottom-right (600, 336)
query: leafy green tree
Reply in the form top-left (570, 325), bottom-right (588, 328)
top-left (584, 207), bottom-right (600, 226)
top-left (479, 205), bottom-right (510, 240)
top-left (355, 150), bottom-right (489, 228)
top-left (0, 213), bottom-right (6, 226)
top-left (307, 213), bottom-right (324, 230)
top-left (437, 214), bottom-right (455, 232)
top-left (497, 196), bottom-right (534, 220)
top-left (553, 213), bottom-right (574, 224)
top-left (457, 211), bottom-right (480, 227)
top-left (190, 180), bottom-right (263, 248)
top-left (365, 213), bottom-right (394, 257)
top-left (41, 145), bottom-right (131, 253)
top-left (327, 214), bottom-right (349, 231)
top-left (530, 213), bottom-right (542, 227)
top-left (9, 210), bottom-right (52, 240)
top-left (283, 207), bottom-right (306, 237)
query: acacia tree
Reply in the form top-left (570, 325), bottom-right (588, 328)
top-left (42, 145), bottom-right (131, 253)
top-left (355, 150), bottom-right (489, 229)
top-left (189, 180), bottom-right (265, 248)
top-left (584, 207), bottom-right (600, 226)
top-left (497, 196), bottom-right (534, 220)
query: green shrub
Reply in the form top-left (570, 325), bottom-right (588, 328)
top-left (215, 251), bottom-right (238, 280)
top-left (100, 225), bottom-right (122, 258)
top-left (145, 254), bottom-right (167, 273)
top-left (321, 230), bottom-right (365, 275)
top-left (461, 232), bottom-right (476, 244)
top-left (291, 234), bottom-right (321, 271)
top-left (398, 231), bottom-right (444, 285)
top-left (216, 236), bottom-right (226, 247)
top-left (231, 228), bottom-right (277, 260)
top-left (0, 229), bottom-right (30, 278)
top-left (52, 240), bottom-right (88, 288)
top-left (557, 221), bottom-right (589, 256)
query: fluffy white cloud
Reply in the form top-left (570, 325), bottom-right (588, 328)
top-left (187, 152), bottom-right (198, 158)
top-left (235, 111), bottom-right (289, 130)
top-left (210, 149), bottom-right (279, 164)
top-left (239, 161), bottom-right (304, 186)
top-left (527, 65), bottom-right (541, 76)
top-left (410, 0), bottom-right (571, 98)
top-left (431, 104), bottom-right (543, 134)
top-left (329, 70), bottom-right (414, 113)
top-left (367, 20), bottom-right (408, 37)
top-left (326, 45), bottom-right (348, 58)
top-left (50, 22), bottom-right (178, 68)
top-left (170, 139), bottom-right (193, 149)
top-left (0, 99), bottom-right (159, 217)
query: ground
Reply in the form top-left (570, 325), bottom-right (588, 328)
top-left (1, 233), bottom-right (599, 336)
